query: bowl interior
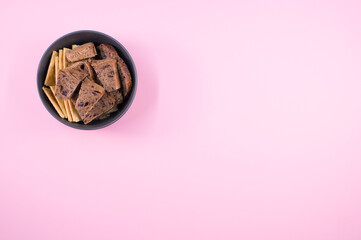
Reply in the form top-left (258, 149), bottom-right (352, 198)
top-left (37, 30), bottom-right (137, 130)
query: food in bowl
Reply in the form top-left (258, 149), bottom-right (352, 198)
top-left (42, 42), bottom-right (132, 124)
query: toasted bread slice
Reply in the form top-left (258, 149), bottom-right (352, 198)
top-left (97, 44), bottom-right (132, 96)
top-left (82, 92), bottom-right (116, 124)
top-left (66, 42), bottom-right (97, 62)
top-left (91, 59), bottom-right (120, 92)
top-left (75, 77), bottom-right (105, 119)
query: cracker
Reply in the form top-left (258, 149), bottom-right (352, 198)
top-left (65, 100), bottom-right (73, 122)
top-left (42, 87), bottom-right (65, 118)
top-left (59, 49), bottom-right (63, 69)
top-left (72, 44), bottom-right (79, 49)
top-left (63, 48), bottom-right (71, 68)
top-left (69, 100), bottom-right (81, 122)
top-left (44, 51), bottom-right (58, 86)
top-left (50, 86), bottom-right (68, 119)
top-left (55, 56), bottom-right (59, 83)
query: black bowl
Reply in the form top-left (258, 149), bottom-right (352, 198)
top-left (37, 30), bottom-right (137, 130)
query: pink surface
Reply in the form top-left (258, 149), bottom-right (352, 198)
top-left (1, 0), bottom-right (361, 239)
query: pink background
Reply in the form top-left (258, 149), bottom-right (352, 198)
top-left (1, 0), bottom-right (361, 239)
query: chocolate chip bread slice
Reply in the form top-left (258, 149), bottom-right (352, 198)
top-left (111, 89), bottom-right (124, 105)
top-left (66, 42), bottom-right (97, 62)
top-left (91, 59), bottom-right (121, 92)
top-left (82, 92), bottom-right (116, 124)
top-left (54, 62), bottom-right (89, 100)
top-left (75, 77), bottom-right (105, 119)
top-left (97, 44), bottom-right (132, 97)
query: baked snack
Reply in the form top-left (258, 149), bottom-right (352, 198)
top-left (97, 44), bottom-right (132, 97)
top-left (111, 89), bottom-right (123, 105)
top-left (44, 51), bottom-right (58, 86)
top-left (82, 92), bottom-right (116, 124)
top-left (42, 87), bottom-right (65, 118)
top-left (66, 42), bottom-right (97, 62)
top-left (54, 62), bottom-right (88, 100)
top-left (75, 77), bottom-right (105, 119)
top-left (91, 59), bottom-right (121, 91)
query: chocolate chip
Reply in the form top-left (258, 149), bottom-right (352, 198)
top-left (101, 65), bottom-right (110, 70)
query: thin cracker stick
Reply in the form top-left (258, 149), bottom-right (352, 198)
top-left (65, 100), bottom-right (73, 122)
top-left (69, 100), bottom-right (81, 122)
top-left (50, 86), bottom-right (68, 119)
top-left (55, 56), bottom-right (59, 83)
top-left (63, 48), bottom-right (70, 68)
top-left (59, 49), bottom-right (63, 69)
top-left (44, 51), bottom-right (58, 86)
top-left (42, 87), bottom-right (65, 118)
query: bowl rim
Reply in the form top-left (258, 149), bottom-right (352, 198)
top-left (37, 30), bottom-right (137, 130)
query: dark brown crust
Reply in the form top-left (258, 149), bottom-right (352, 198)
top-left (66, 42), bottom-right (97, 62)
top-left (82, 92), bottom-right (116, 124)
top-left (97, 44), bottom-right (132, 97)
top-left (91, 59), bottom-right (121, 92)
top-left (75, 77), bottom-right (105, 119)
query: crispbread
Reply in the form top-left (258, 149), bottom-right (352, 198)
top-left (66, 42), bottom-right (97, 62)
top-left (75, 77), bottom-right (105, 119)
top-left (55, 56), bottom-right (59, 82)
top-left (69, 100), bottom-right (81, 122)
top-left (82, 92), bottom-right (116, 124)
top-left (63, 48), bottom-right (70, 68)
top-left (59, 49), bottom-right (63, 69)
top-left (65, 100), bottom-right (73, 122)
top-left (97, 44), bottom-right (132, 96)
top-left (111, 89), bottom-right (123, 105)
top-left (54, 69), bottom-right (83, 99)
top-left (91, 59), bottom-right (120, 91)
top-left (50, 86), bottom-right (68, 119)
top-left (42, 87), bottom-right (65, 118)
top-left (44, 51), bottom-right (58, 86)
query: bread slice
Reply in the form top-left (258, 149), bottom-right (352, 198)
top-left (91, 59), bottom-right (120, 92)
top-left (82, 92), bottom-right (116, 124)
top-left (97, 44), bottom-right (132, 96)
top-left (54, 62), bottom-right (89, 100)
top-left (75, 77), bottom-right (105, 119)
top-left (55, 69), bottom-right (83, 99)
top-left (111, 89), bottom-right (123, 105)
top-left (66, 42), bottom-right (97, 62)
